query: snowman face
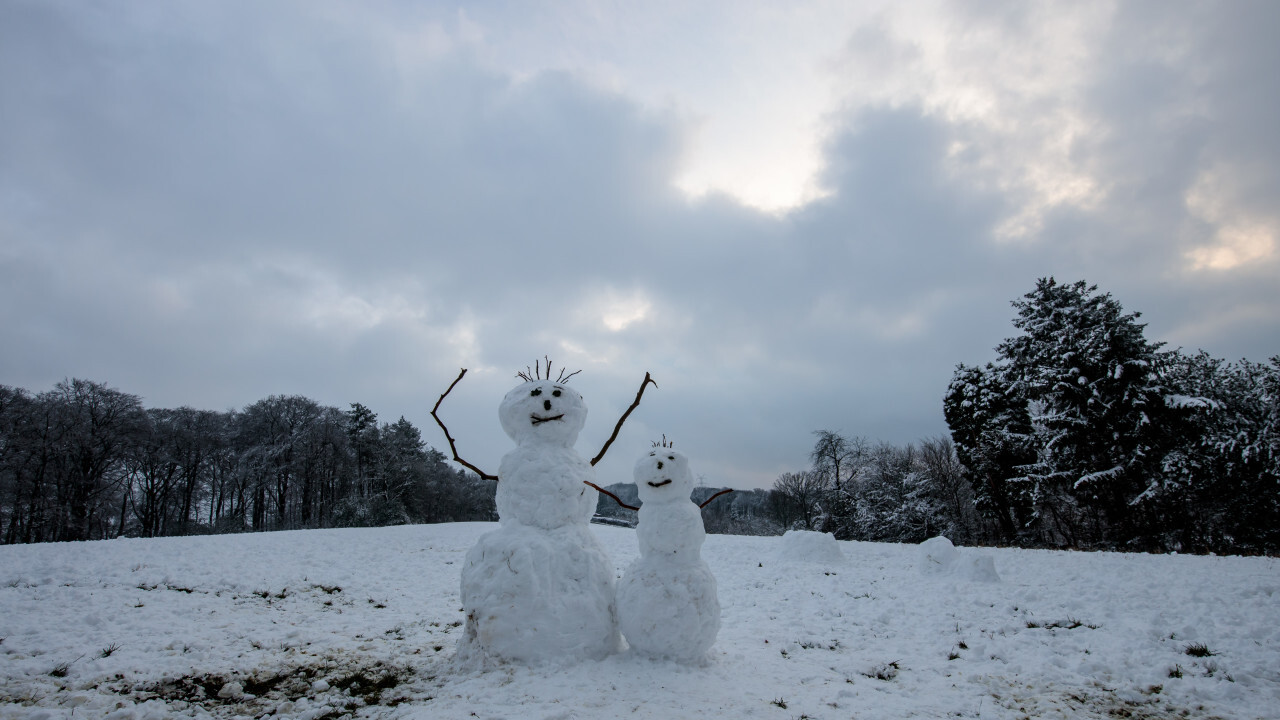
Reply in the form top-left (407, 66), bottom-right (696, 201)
top-left (634, 448), bottom-right (694, 504)
top-left (498, 380), bottom-right (587, 447)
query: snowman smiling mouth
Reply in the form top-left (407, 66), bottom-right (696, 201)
top-left (647, 479), bottom-right (672, 488)
top-left (530, 413), bottom-right (564, 425)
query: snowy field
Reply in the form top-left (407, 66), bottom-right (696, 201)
top-left (1, 523), bottom-right (1277, 719)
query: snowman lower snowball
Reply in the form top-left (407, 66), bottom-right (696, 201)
top-left (617, 446), bottom-right (721, 663)
top-left (457, 376), bottom-right (621, 664)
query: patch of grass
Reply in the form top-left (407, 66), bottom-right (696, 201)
top-left (1168, 664), bottom-right (1184, 678)
top-left (100, 643), bottom-right (121, 658)
top-left (862, 661), bottom-right (900, 681)
top-left (796, 639), bottom-right (841, 651)
top-left (49, 654), bottom-right (82, 677)
top-left (1027, 617), bottom-right (1100, 631)
top-left (770, 697), bottom-right (788, 709)
top-left (947, 650), bottom-right (962, 661)
top-left (1183, 642), bottom-right (1215, 657)
top-left (126, 659), bottom-right (411, 711)
top-left (957, 640), bottom-right (968, 650)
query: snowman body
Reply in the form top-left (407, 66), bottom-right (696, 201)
top-left (617, 448), bottom-right (721, 663)
top-left (458, 380), bottom-right (620, 664)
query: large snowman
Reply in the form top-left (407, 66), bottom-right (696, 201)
top-left (456, 376), bottom-right (622, 664)
top-left (617, 445), bottom-right (721, 663)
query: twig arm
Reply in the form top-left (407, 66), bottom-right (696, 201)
top-left (583, 481), bottom-right (639, 511)
top-left (590, 372), bottom-right (657, 466)
top-left (430, 368), bottom-right (499, 482)
top-left (698, 488), bottom-right (735, 509)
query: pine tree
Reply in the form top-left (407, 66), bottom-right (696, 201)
top-left (997, 278), bottom-right (1171, 547)
top-left (943, 362), bottom-right (1036, 543)
top-left (1161, 352), bottom-right (1280, 552)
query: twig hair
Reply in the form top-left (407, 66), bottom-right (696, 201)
top-left (516, 355), bottom-right (582, 383)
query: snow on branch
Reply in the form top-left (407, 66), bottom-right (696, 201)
top-left (1073, 465), bottom-right (1123, 490)
top-left (1164, 394), bottom-right (1220, 410)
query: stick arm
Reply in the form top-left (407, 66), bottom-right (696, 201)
top-left (430, 368), bottom-right (499, 482)
top-left (583, 481), bottom-right (640, 511)
top-left (698, 488), bottom-right (735, 509)
top-left (590, 372), bottom-right (657, 467)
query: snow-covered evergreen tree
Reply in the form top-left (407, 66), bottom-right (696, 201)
top-left (996, 278), bottom-right (1172, 547)
top-left (1159, 352), bottom-right (1280, 552)
top-left (943, 362), bottom-right (1037, 543)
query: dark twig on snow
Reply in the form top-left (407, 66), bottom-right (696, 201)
top-left (430, 368), bottom-right (499, 482)
top-left (590, 372), bottom-right (657, 467)
top-left (698, 488), bottom-right (735, 509)
top-left (583, 481), bottom-right (640, 511)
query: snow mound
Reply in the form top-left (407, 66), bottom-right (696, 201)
top-left (918, 536), bottom-right (959, 573)
top-left (776, 530), bottom-right (845, 565)
top-left (956, 553), bottom-right (1001, 582)
top-left (918, 536), bottom-right (1000, 582)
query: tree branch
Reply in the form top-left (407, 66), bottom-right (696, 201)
top-left (430, 368), bottom-right (498, 482)
top-left (583, 481), bottom-right (639, 511)
top-left (698, 488), bottom-right (734, 509)
top-left (590, 372), bottom-right (657, 466)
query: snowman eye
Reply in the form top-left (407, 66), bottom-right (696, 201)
top-left (668, 455), bottom-right (675, 460)
top-left (552, 389), bottom-right (562, 397)
top-left (530, 388), bottom-right (542, 397)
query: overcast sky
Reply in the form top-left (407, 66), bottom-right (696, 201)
top-left (2, 0), bottom-right (1277, 489)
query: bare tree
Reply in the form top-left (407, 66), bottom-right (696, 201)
top-left (771, 470), bottom-right (830, 531)
top-left (810, 430), bottom-right (863, 492)
top-left (917, 435), bottom-right (981, 543)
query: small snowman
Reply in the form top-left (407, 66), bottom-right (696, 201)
top-left (432, 361), bottom-right (655, 665)
top-left (616, 441), bottom-right (721, 664)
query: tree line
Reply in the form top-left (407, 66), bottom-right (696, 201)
top-left (6, 278), bottom-right (1274, 554)
top-left (769, 278), bottom-right (1279, 555)
top-left (0, 383), bottom-right (495, 544)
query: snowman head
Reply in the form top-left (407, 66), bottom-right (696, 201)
top-left (499, 380), bottom-right (587, 447)
top-left (634, 444), bottom-right (694, 504)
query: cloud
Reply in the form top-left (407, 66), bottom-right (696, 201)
top-left (1, 1), bottom-right (1277, 490)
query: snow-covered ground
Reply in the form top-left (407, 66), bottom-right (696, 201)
top-left (1, 523), bottom-right (1277, 719)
